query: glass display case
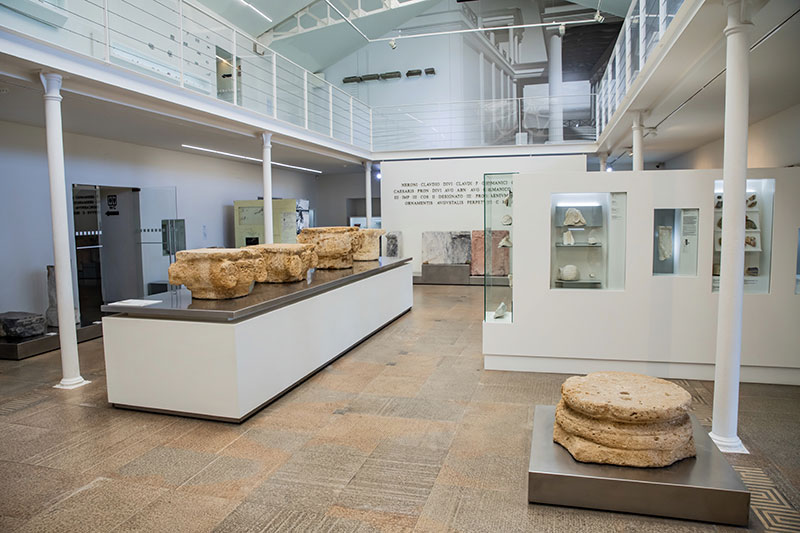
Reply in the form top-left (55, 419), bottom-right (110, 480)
top-left (796, 229), bottom-right (800, 295)
top-left (712, 179), bottom-right (774, 293)
top-left (550, 192), bottom-right (627, 290)
top-left (653, 209), bottom-right (699, 276)
top-left (484, 173), bottom-right (515, 323)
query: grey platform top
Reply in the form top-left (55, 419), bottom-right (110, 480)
top-left (101, 257), bottom-right (411, 323)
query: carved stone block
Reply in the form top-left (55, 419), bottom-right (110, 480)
top-left (297, 227), bottom-right (362, 269)
top-left (470, 230), bottom-right (510, 276)
top-left (553, 371), bottom-right (696, 468)
top-left (0, 312), bottom-right (47, 338)
top-left (354, 228), bottom-right (386, 261)
top-left (247, 243), bottom-right (318, 283)
top-left (168, 248), bottom-right (263, 299)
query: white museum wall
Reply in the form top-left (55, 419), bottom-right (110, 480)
top-left (666, 103), bottom-right (800, 169)
top-left (483, 167), bottom-right (800, 384)
top-left (0, 120), bottom-right (316, 314)
top-left (381, 155), bottom-right (586, 273)
top-left (315, 171), bottom-right (381, 227)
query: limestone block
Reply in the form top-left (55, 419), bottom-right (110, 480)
top-left (421, 231), bottom-right (471, 265)
top-left (470, 230), bottom-right (510, 276)
top-left (384, 231), bottom-right (402, 258)
top-left (45, 265), bottom-right (80, 327)
top-left (561, 371), bottom-right (692, 424)
top-left (354, 228), bottom-right (386, 261)
top-left (297, 227), bottom-right (362, 269)
top-left (0, 312), bottom-right (47, 338)
top-left (247, 243), bottom-right (318, 283)
top-left (553, 371), bottom-right (696, 468)
top-left (553, 422), bottom-right (696, 468)
top-left (168, 248), bottom-right (263, 299)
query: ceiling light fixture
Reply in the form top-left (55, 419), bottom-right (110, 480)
top-left (181, 144), bottom-right (322, 174)
top-left (237, 0), bottom-right (271, 22)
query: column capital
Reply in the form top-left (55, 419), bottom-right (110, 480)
top-left (723, 0), bottom-right (753, 37)
top-left (39, 72), bottom-right (63, 102)
top-left (261, 132), bottom-right (272, 147)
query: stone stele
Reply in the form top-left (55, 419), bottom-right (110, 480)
top-left (247, 243), bottom-right (318, 283)
top-left (0, 312), bottom-right (47, 338)
top-left (297, 227), bottom-right (363, 269)
top-left (168, 248), bottom-right (263, 299)
top-left (353, 228), bottom-right (386, 261)
top-left (553, 371), bottom-right (696, 468)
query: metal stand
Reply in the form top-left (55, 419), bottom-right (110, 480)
top-left (529, 405), bottom-right (750, 526)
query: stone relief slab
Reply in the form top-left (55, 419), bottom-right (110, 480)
top-left (421, 231), bottom-right (472, 265)
top-left (470, 230), bottom-right (510, 276)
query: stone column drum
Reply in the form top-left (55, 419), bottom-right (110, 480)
top-left (247, 243), bottom-right (318, 283)
top-left (354, 228), bottom-right (386, 261)
top-left (168, 248), bottom-right (263, 299)
top-left (297, 227), bottom-right (363, 269)
top-left (553, 371), bottom-right (696, 468)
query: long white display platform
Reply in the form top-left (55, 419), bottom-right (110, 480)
top-left (102, 258), bottom-right (412, 422)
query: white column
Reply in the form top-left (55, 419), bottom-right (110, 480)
top-left (364, 161), bottom-right (372, 229)
top-left (598, 152), bottom-right (608, 172)
top-left (261, 132), bottom-right (274, 243)
top-left (548, 28), bottom-right (564, 143)
top-left (710, 0), bottom-right (752, 454)
top-left (632, 112), bottom-right (644, 171)
top-left (40, 73), bottom-right (89, 390)
top-left (508, 27), bottom-right (514, 63)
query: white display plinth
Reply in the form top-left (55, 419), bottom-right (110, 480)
top-left (102, 262), bottom-right (412, 421)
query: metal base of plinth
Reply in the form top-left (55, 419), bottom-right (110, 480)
top-left (0, 323), bottom-right (103, 360)
top-left (529, 405), bottom-right (750, 526)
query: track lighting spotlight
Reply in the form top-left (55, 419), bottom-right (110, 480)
top-left (389, 38), bottom-right (397, 49)
top-left (594, 11), bottom-right (604, 23)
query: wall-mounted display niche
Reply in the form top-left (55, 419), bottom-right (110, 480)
top-left (550, 192), bottom-right (627, 290)
top-left (712, 179), bottom-right (775, 294)
top-left (484, 173), bottom-right (514, 322)
top-left (653, 209), bottom-right (699, 276)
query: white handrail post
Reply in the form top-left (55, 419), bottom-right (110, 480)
top-left (659, 0), bottom-right (667, 38)
top-left (329, 85), bottom-right (334, 137)
top-left (303, 71), bottom-right (309, 129)
top-left (349, 96), bottom-right (354, 145)
top-left (262, 132), bottom-right (274, 244)
top-left (272, 53), bottom-right (277, 118)
top-left (232, 31), bottom-right (237, 106)
top-left (369, 108), bottom-right (373, 150)
top-left (178, 1), bottom-right (184, 87)
top-left (639, 0), bottom-right (647, 67)
top-left (103, 0), bottom-right (110, 62)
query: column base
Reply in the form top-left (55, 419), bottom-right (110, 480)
top-left (54, 377), bottom-right (91, 390)
top-left (709, 431), bottom-right (749, 454)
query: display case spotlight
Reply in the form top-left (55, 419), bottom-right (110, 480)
top-left (406, 69), bottom-right (422, 77)
top-left (424, 67), bottom-right (436, 75)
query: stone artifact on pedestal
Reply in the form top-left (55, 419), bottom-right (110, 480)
top-left (168, 248), bottom-right (263, 299)
top-left (297, 227), bottom-right (363, 269)
top-left (383, 231), bottom-right (402, 258)
top-left (553, 371), bottom-right (696, 468)
top-left (353, 228), bottom-right (386, 261)
top-left (421, 231), bottom-right (471, 265)
top-left (45, 265), bottom-right (80, 327)
top-left (247, 243), bottom-right (317, 283)
top-left (0, 312), bottom-right (47, 338)
top-left (470, 230), bottom-right (510, 276)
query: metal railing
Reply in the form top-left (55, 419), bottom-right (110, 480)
top-left (372, 95), bottom-right (596, 151)
top-left (595, 0), bottom-right (685, 135)
top-left (0, 0), bottom-right (372, 150)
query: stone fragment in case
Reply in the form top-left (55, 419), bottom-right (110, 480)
top-left (563, 208), bottom-right (586, 226)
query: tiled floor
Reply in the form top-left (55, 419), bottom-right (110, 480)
top-left (1, 285), bottom-right (799, 532)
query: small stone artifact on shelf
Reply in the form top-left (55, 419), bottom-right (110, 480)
top-left (247, 243), bottom-right (318, 283)
top-left (0, 312), bottom-right (47, 338)
top-left (563, 208), bottom-right (586, 226)
top-left (168, 248), bottom-right (264, 299)
top-left (503, 190), bottom-right (513, 207)
top-left (558, 264), bottom-right (579, 281)
top-left (498, 235), bottom-right (512, 248)
top-left (501, 215), bottom-right (512, 226)
top-left (353, 228), bottom-right (386, 261)
top-left (562, 230), bottom-right (575, 246)
top-left (494, 301), bottom-right (507, 319)
top-left (297, 227), bottom-right (363, 269)
top-left (553, 371), bottom-right (696, 468)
